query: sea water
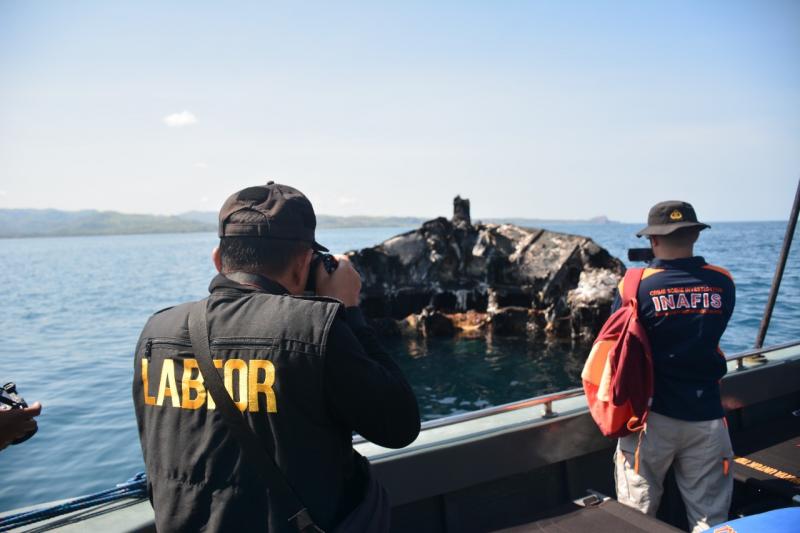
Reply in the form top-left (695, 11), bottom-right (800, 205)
top-left (0, 222), bottom-right (797, 510)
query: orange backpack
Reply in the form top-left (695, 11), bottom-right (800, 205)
top-left (581, 267), bottom-right (653, 439)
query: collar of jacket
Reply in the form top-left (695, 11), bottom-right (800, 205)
top-left (648, 256), bottom-right (707, 270)
top-left (208, 272), bottom-right (290, 295)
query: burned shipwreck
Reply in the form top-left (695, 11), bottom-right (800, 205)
top-left (346, 197), bottom-right (625, 341)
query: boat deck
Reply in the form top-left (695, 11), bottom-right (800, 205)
top-left (2, 341), bottom-right (798, 532)
top-left (731, 412), bottom-right (800, 513)
top-left (496, 499), bottom-right (682, 533)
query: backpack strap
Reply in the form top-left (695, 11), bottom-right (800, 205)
top-left (621, 267), bottom-right (650, 458)
top-left (621, 267), bottom-right (645, 305)
top-left (187, 300), bottom-right (325, 533)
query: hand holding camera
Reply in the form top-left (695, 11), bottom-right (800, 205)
top-left (0, 383), bottom-right (41, 451)
top-left (311, 254), bottom-right (362, 307)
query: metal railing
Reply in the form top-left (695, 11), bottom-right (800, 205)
top-left (725, 339), bottom-right (800, 370)
top-left (418, 387), bottom-right (585, 432)
top-left (755, 178), bottom-right (799, 349)
top-left (352, 339), bottom-right (800, 445)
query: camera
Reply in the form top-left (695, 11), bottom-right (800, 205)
top-left (0, 382), bottom-right (38, 445)
top-left (305, 253), bottom-right (339, 292)
top-left (628, 248), bottom-right (655, 262)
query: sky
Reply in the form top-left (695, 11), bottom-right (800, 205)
top-left (0, 1), bottom-right (798, 222)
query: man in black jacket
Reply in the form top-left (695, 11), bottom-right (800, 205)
top-left (133, 182), bottom-right (421, 532)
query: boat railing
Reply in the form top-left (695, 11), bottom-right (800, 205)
top-left (353, 339), bottom-right (800, 444)
top-left (418, 386), bottom-right (586, 433)
top-left (726, 339), bottom-right (800, 370)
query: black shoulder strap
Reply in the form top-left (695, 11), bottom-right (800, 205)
top-left (187, 300), bottom-right (324, 533)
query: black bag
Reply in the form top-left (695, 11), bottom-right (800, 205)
top-left (333, 453), bottom-right (390, 533)
top-left (188, 300), bottom-right (390, 533)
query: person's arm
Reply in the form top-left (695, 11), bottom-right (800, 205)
top-left (723, 273), bottom-right (736, 329)
top-left (324, 308), bottom-right (421, 448)
top-left (314, 255), bottom-right (420, 449)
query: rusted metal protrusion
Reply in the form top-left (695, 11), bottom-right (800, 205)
top-left (453, 196), bottom-right (471, 227)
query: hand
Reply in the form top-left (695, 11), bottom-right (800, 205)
top-left (315, 255), bottom-right (362, 307)
top-left (0, 402), bottom-right (41, 451)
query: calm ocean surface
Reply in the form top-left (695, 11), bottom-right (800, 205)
top-left (1, 222), bottom-right (798, 510)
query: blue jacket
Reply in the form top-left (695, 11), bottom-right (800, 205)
top-left (612, 257), bottom-right (735, 421)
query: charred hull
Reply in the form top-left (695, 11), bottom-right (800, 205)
top-left (347, 198), bottom-right (625, 342)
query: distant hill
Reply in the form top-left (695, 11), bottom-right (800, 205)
top-left (177, 212), bottom-right (616, 229)
top-left (482, 215), bottom-right (619, 227)
top-left (177, 211), bottom-right (427, 229)
top-left (0, 208), bottom-right (617, 238)
top-left (0, 209), bottom-right (215, 238)
top-left (178, 210), bottom-right (218, 225)
top-left (316, 215), bottom-right (427, 228)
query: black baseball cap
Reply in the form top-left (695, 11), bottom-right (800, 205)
top-left (636, 200), bottom-right (710, 237)
top-left (218, 181), bottom-right (329, 252)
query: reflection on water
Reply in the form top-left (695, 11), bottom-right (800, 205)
top-left (384, 335), bottom-right (591, 421)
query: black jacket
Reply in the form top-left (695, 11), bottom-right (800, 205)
top-left (133, 273), bottom-right (420, 532)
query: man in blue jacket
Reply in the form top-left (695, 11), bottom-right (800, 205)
top-left (614, 201), bottom-right (735, 533)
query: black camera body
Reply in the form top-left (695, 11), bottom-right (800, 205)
top-left (0, 382), bottom-right (38, 445)
top-left (305, 253), bottom-right (339, 293)
top-left (628, 248), bottom-right (655, 263)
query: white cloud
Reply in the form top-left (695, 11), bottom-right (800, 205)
top-left (194, 162), bottom-right (208, 169)
top-left (163, 111), bottom-right (198, 128)
top-left (0, 190), bottom-right (7, 197)
top-left (337, 196), bottom-right (357, 206)
top-left (200, 196), bottom-right (209, 203)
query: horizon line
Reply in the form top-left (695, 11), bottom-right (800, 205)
top-left (0, 206), bottom-right (788, 225)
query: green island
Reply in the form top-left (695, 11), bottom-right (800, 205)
top-left (0, 209), bottom-right (616, 238)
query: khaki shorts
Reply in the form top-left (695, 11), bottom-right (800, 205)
top-left (615, 411), bottom-right (734, 533)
